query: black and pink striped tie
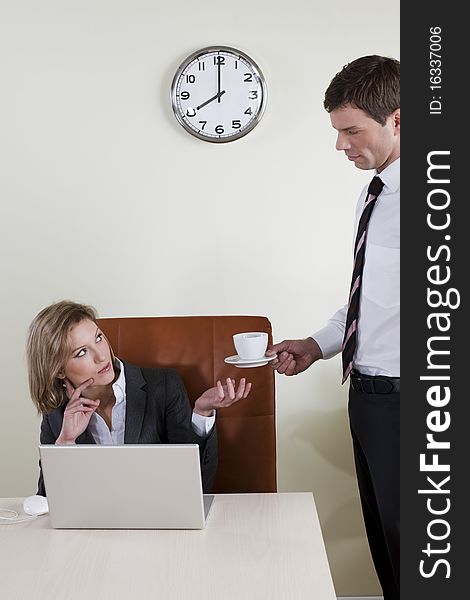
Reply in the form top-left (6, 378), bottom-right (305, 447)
top-left (342, 175), bottom-right (384, 383)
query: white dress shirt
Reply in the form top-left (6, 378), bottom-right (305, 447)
top-left (313, 158), bottom-right (400, 377)
top-left (88, 359), bottom-right (216, 444)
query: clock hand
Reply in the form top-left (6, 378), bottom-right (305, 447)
top-left (217, 62), bottom-right (221, 103)
top-left (196, 90), bottom-right (226, 111)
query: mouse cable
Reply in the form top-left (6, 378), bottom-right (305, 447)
top-left (0, 509), bottom-right (40, 524)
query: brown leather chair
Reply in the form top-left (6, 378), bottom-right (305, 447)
top-left (97, 315), bottom-right (276, 493)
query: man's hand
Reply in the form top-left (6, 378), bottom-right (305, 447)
top-left (266, 337), bottom-right (322, 376)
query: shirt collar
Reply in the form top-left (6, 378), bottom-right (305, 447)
top-left (377, 157), bottom-right (400, 193)
top-left (112, 358), bottom-right (126, 405)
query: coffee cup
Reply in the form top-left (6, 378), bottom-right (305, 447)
top-left (233, 332), bottom-right (268, 360)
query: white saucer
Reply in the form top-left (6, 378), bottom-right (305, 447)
top-left (224, 354), bottom-right (277, 368)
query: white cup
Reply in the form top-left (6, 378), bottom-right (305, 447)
top-left (233, 332), bottom-right (268, 360)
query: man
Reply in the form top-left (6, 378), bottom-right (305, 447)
top-left (268, 55), bottom-right (400, 600)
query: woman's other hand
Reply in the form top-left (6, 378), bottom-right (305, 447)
top-left (194, 378), bottom-right (252, 417)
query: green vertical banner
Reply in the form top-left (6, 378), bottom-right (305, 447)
top-left (401, 6), bottom-right (466, 599)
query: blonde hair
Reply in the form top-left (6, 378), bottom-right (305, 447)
top-left (26, 300), bottom-right (109, 414)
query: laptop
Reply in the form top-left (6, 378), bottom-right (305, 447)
top-left (39, 444), bottom-right (214, 529)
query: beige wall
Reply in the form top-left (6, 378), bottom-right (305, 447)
top-left (0, 0), bottom-right (399, 595)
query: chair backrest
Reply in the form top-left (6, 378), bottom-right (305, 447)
top-left (97, 315), bottom-right (276, 493)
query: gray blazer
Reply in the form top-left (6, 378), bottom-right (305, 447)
top-left (37, 361), bottom-right (218, 495)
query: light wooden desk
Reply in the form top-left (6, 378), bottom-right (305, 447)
top-left (0, 493), bottom-right (336, 600)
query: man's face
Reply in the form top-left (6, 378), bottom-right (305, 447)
top-left (330, 104), bottom-right (400, 172)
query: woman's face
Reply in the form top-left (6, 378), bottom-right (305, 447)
top-left (61, 319), bottom-right (114, 389)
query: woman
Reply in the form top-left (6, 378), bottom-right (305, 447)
top-left (27, 300), bottom-right (252, 495)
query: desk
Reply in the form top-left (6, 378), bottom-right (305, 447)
top-left (0, 493), bottom-right (336, 599)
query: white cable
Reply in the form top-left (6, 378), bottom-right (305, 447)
top-left (0, 509), bottom-right (18, 520)
top-left (0, 509), bottom-right (40, 525)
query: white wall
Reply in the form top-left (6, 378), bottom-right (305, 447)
top-left (0, 0), bottom-right (399, 595)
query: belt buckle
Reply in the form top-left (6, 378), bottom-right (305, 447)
top-left (351, 370), bottom-right (397, 394)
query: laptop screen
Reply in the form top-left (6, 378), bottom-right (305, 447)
top-left (39, 444), bottom-right (214, 529)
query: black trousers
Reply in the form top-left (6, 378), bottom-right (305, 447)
top-left (348, 385), bottom-right (400, 600)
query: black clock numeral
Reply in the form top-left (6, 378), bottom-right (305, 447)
top-left (249, 90), bottom-right (258, 100)
top-left (214, 56), bottom-right (225, 66)
top-left (244, 107), bottom-right (253, 115)
top-left (215, 125), bottom-right (224, 134)
top-left (180, 91), bottom-right (190, 100)
top-left (234, 60), bottom-right (238, 69)
top-left (198, 62), bottom-right (205, 71)
top-left (186, 74), bottom-right (196, 84)
top-left (244, 73), bottom-right (253, 82)
top-left (186, 108), bottom-right (196, 117)
top-left (199, 120), bottom-right (207, 130)
top-left (232, 120), bottom-right (241, 129)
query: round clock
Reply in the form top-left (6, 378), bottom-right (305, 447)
top-left (170, 46), bottom-right (267, 143)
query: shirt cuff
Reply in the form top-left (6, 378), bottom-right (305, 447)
top-left (191, 410), bottom-right (216, 437)
top-left (310, 327), bottom-right (342, 360)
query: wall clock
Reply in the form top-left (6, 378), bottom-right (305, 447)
top-left (170, 46), bottom-right (267, 143)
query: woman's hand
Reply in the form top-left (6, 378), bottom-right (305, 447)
top-left (194, 378), bottom-right (252, 417)
top-left (55, 378), bottom-right (100, 445)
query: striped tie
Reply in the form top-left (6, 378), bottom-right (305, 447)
top-left (342, 175), bottom-right (384, 383)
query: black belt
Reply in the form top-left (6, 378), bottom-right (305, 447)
top-left (350, 370), bottom-right (400, 394)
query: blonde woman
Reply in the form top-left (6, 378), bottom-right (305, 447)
top-left (27, 301), bottom-right (252, 495)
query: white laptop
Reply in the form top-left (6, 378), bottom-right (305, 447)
top-left (39, 444), bottom-right (214, 529)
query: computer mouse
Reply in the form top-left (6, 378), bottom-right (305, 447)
top-left (23, 495), bottom-right (49, 516)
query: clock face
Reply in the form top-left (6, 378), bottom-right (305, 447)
top-left (171, 46), bottom-right (267, 143)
